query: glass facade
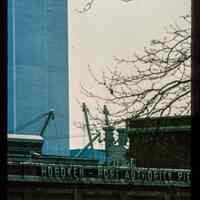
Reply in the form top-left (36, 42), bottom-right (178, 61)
top-left (7, 0), bottom-right (69, 156)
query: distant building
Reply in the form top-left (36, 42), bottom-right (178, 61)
top-left (7, 0), bottom-right (69, 156)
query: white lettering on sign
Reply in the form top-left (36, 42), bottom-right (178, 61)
top-left (40, 164), bottom-right (191, 186)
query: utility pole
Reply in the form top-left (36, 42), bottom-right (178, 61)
top-left (103, 105), bottom-right (114, 163)
top-left (103, 105), bottom-right (110, 126)
top-left (82, 103), bottom-right (95, 159)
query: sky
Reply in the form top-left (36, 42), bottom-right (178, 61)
top-left (68, 0), bottom-right (191, 149)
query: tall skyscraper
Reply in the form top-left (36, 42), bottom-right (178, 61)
top-left (8, 0), bottom-right (69, 156)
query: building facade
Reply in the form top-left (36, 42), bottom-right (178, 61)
top-left (7, 134), bottom-right (191, 200)
top-left (8, 0), bottom-right (69, 156)
top-left (126, 116), bottom-right (191, 169)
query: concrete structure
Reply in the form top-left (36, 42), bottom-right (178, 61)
top-left (7, 0), bottom-right (69, 156)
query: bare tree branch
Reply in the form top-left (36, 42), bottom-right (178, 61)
top-left (75, 0), bottom-right (95, 13)
top-left (81, 15), bottom-right (191, 129)
top-left (75, 0), bottom-right (134, 13)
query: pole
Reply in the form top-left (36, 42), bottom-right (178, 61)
top-left (82, 103), bottom-right (95, 159)
top-left (75, 131), bottom-right (101, 158)
top-left (40, 109), bottom-right (55, 136)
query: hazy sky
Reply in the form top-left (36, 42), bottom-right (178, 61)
top-left (68, 0), bottom-right (191, 149)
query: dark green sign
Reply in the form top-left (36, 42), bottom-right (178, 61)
top-left (40, 164), bottom-right (191, 187)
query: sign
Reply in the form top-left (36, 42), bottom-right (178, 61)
top-left (40, 163), bottom-right (191, 187)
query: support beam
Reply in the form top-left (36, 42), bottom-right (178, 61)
top-left (82, 103), bottom-right (95, 159)
top-left (75, 131), bottom-right (101, 158)
top-left (40, 110), bottom-right (55, 136)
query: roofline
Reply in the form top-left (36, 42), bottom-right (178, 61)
top-left (127, 125), bottom-right (191, 135)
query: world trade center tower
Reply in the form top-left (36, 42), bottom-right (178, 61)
top-left (7, 0), bottom-right (70, 156)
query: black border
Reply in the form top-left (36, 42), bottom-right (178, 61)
top-left (0, 0), bottom-right (8, 199)
top-left (0, 1), bottom-right (199, 199)
top-left (191, 0), bottom-right (200, 198)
